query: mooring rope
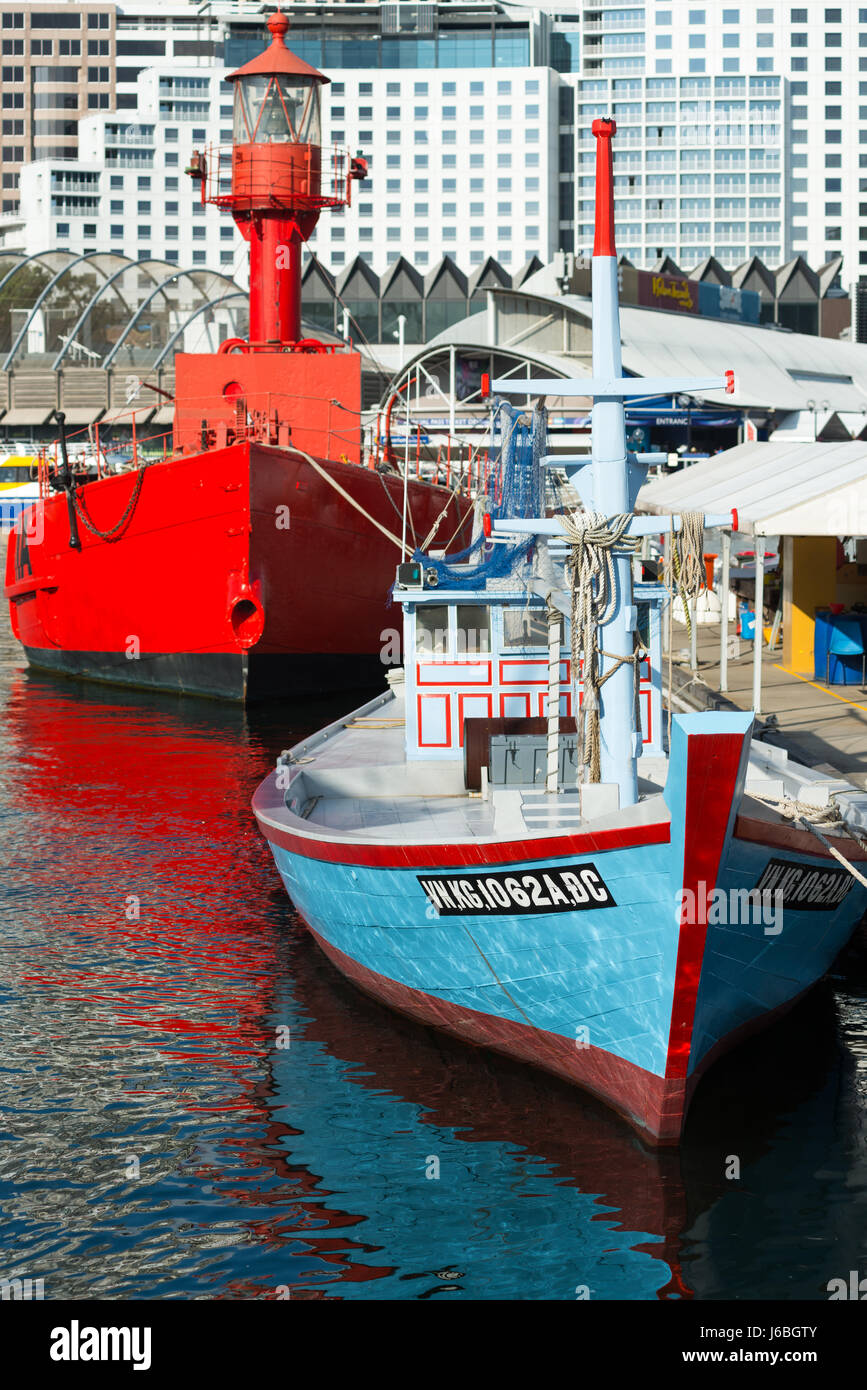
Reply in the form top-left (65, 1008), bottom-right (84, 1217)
top-left (560, 509), bottom-right (642, 783)
top-left (416, 472), bottom-right (469, 554)
top-left (750, 793), bottom-right (867, 891)
top-left (377, 466), bottom-right (418, 549)
top-left (292, 446), bottom-right (409, 555)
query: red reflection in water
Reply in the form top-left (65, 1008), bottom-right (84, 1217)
top-left (1, 653), bottom-right (397, 1294)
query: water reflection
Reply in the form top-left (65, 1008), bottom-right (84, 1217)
top-left (0, 632), bottom-right (866, 1299)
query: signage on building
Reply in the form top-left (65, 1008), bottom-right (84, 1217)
top-left (573, 262), bottom-right (761, 325)
top-left (699, 281), bottom-right (761, 325)
top-left (637, 270), bottom-right (699, 314)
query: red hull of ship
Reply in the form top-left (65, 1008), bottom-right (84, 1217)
top-left (5, 442), bottom-right (472, 701)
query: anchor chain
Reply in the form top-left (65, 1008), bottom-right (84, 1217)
top-left (73, 460), bottom-right (152, 543)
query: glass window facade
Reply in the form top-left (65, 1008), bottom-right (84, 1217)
top-left (228, 27), bottom-right (530, 71)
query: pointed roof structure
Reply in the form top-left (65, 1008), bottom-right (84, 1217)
top-left (650, 254), bottom-right (685, 276)
top-left (513, 255), bottom-right (544, 287)
top-left (689, 255), bottom-right (732, 287)
top-left (302, 253), bottom-right (335, 293)
top-left (379, 254), bottom-right (424, 300)
top-left (335, 254), bottom-right (380, 299)
top-left (423, 255), bottom-right (468, 299)
top-left (818, 254), bottom-right (844, 297)
top-left (468, 256), bottom-right (511, 298)
top-left (301, 254), bottom-right (336, 330)
top-left (731, 254), bottom-right (776, 298)
top-left (775, 254), bottom-right (819, 301)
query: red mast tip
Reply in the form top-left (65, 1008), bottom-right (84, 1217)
top-left (592, 118), bottom-right (617, 258)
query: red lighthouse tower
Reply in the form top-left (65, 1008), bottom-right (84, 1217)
top-left (175, 9), bottom-right (366, 457)
top-left (222, 8), bottom-right (362, 348)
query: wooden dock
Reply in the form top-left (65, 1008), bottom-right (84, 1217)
top-left (669, 620), bottom-right (867, 790)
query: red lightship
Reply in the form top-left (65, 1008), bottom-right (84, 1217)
top-left (4, 12), bottom-right (472, 701)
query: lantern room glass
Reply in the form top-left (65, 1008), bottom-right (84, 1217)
top-left (233, 73), bottom-right (322, 146)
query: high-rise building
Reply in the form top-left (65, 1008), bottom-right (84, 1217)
top-left (0, 2), bottom-right (236, 270)
top-left (0, 3), bottom-right (116, 218)
top-left (1, 1), bottom-right (867, 297)
top-left (565, 3), bottom-right (867, 289)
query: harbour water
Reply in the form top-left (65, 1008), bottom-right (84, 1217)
top-left (2, 621), bottom-right (867, 1301)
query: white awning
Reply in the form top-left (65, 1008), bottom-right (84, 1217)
top-left (637, 440), bottom-right (867, 537)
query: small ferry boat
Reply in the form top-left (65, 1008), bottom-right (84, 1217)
top-left (0, 454), bottom-right (39, 533)
top-left (253, 119), bottom-right (867, 1144)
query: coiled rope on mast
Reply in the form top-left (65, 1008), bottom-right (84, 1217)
top-left (662, 509), bottom-right (707, 742)
top-left (561, 509), bottom-right (643, 783)
top-left (665, 510), bottom-right (706, 641)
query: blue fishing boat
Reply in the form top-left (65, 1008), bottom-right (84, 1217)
top-left (253, 119), bottom-right (867, 1144)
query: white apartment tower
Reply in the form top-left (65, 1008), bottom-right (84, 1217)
top-left (571, 2), bottom-right (867, 287)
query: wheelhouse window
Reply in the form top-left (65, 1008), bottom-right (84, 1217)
top-left (503, 605), bottom-right (548, 648)
top-left (456, 605), bottom-right (490, 654)
top-left (416, 605), bottom-right (449, 655)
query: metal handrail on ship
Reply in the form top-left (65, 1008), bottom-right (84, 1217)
top-left (33, 392), bottom-right (492, 517)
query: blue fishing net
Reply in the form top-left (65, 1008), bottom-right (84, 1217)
top-left (416, 400), bottom-right (547, 589)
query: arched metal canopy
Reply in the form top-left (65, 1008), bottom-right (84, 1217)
top-left (0, 251), bottom-right (244, 372)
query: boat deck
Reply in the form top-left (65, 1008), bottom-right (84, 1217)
top-left (309, 793), bottom-right (495, 839)
top-left (264, 680), bottom-right (867, 851)
top-left (300, 700), bottom-right (496, 839)
top-left (287, 688), bottom-right (671, 845)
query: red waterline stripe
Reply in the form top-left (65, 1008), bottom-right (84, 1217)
top-left (665, 731), bottom-right (747, 1082)
top-left (307, 924), bottom-right (686, 1145)
top-left (253, 816), bottom-right (671, 869)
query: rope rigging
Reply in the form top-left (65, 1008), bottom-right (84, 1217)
top-left (664, 510), bottom-right (705, 641)
top-left (662, 509), bottom-right (706, 743)
top-left (560, 509), bottom-right (643, 784)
